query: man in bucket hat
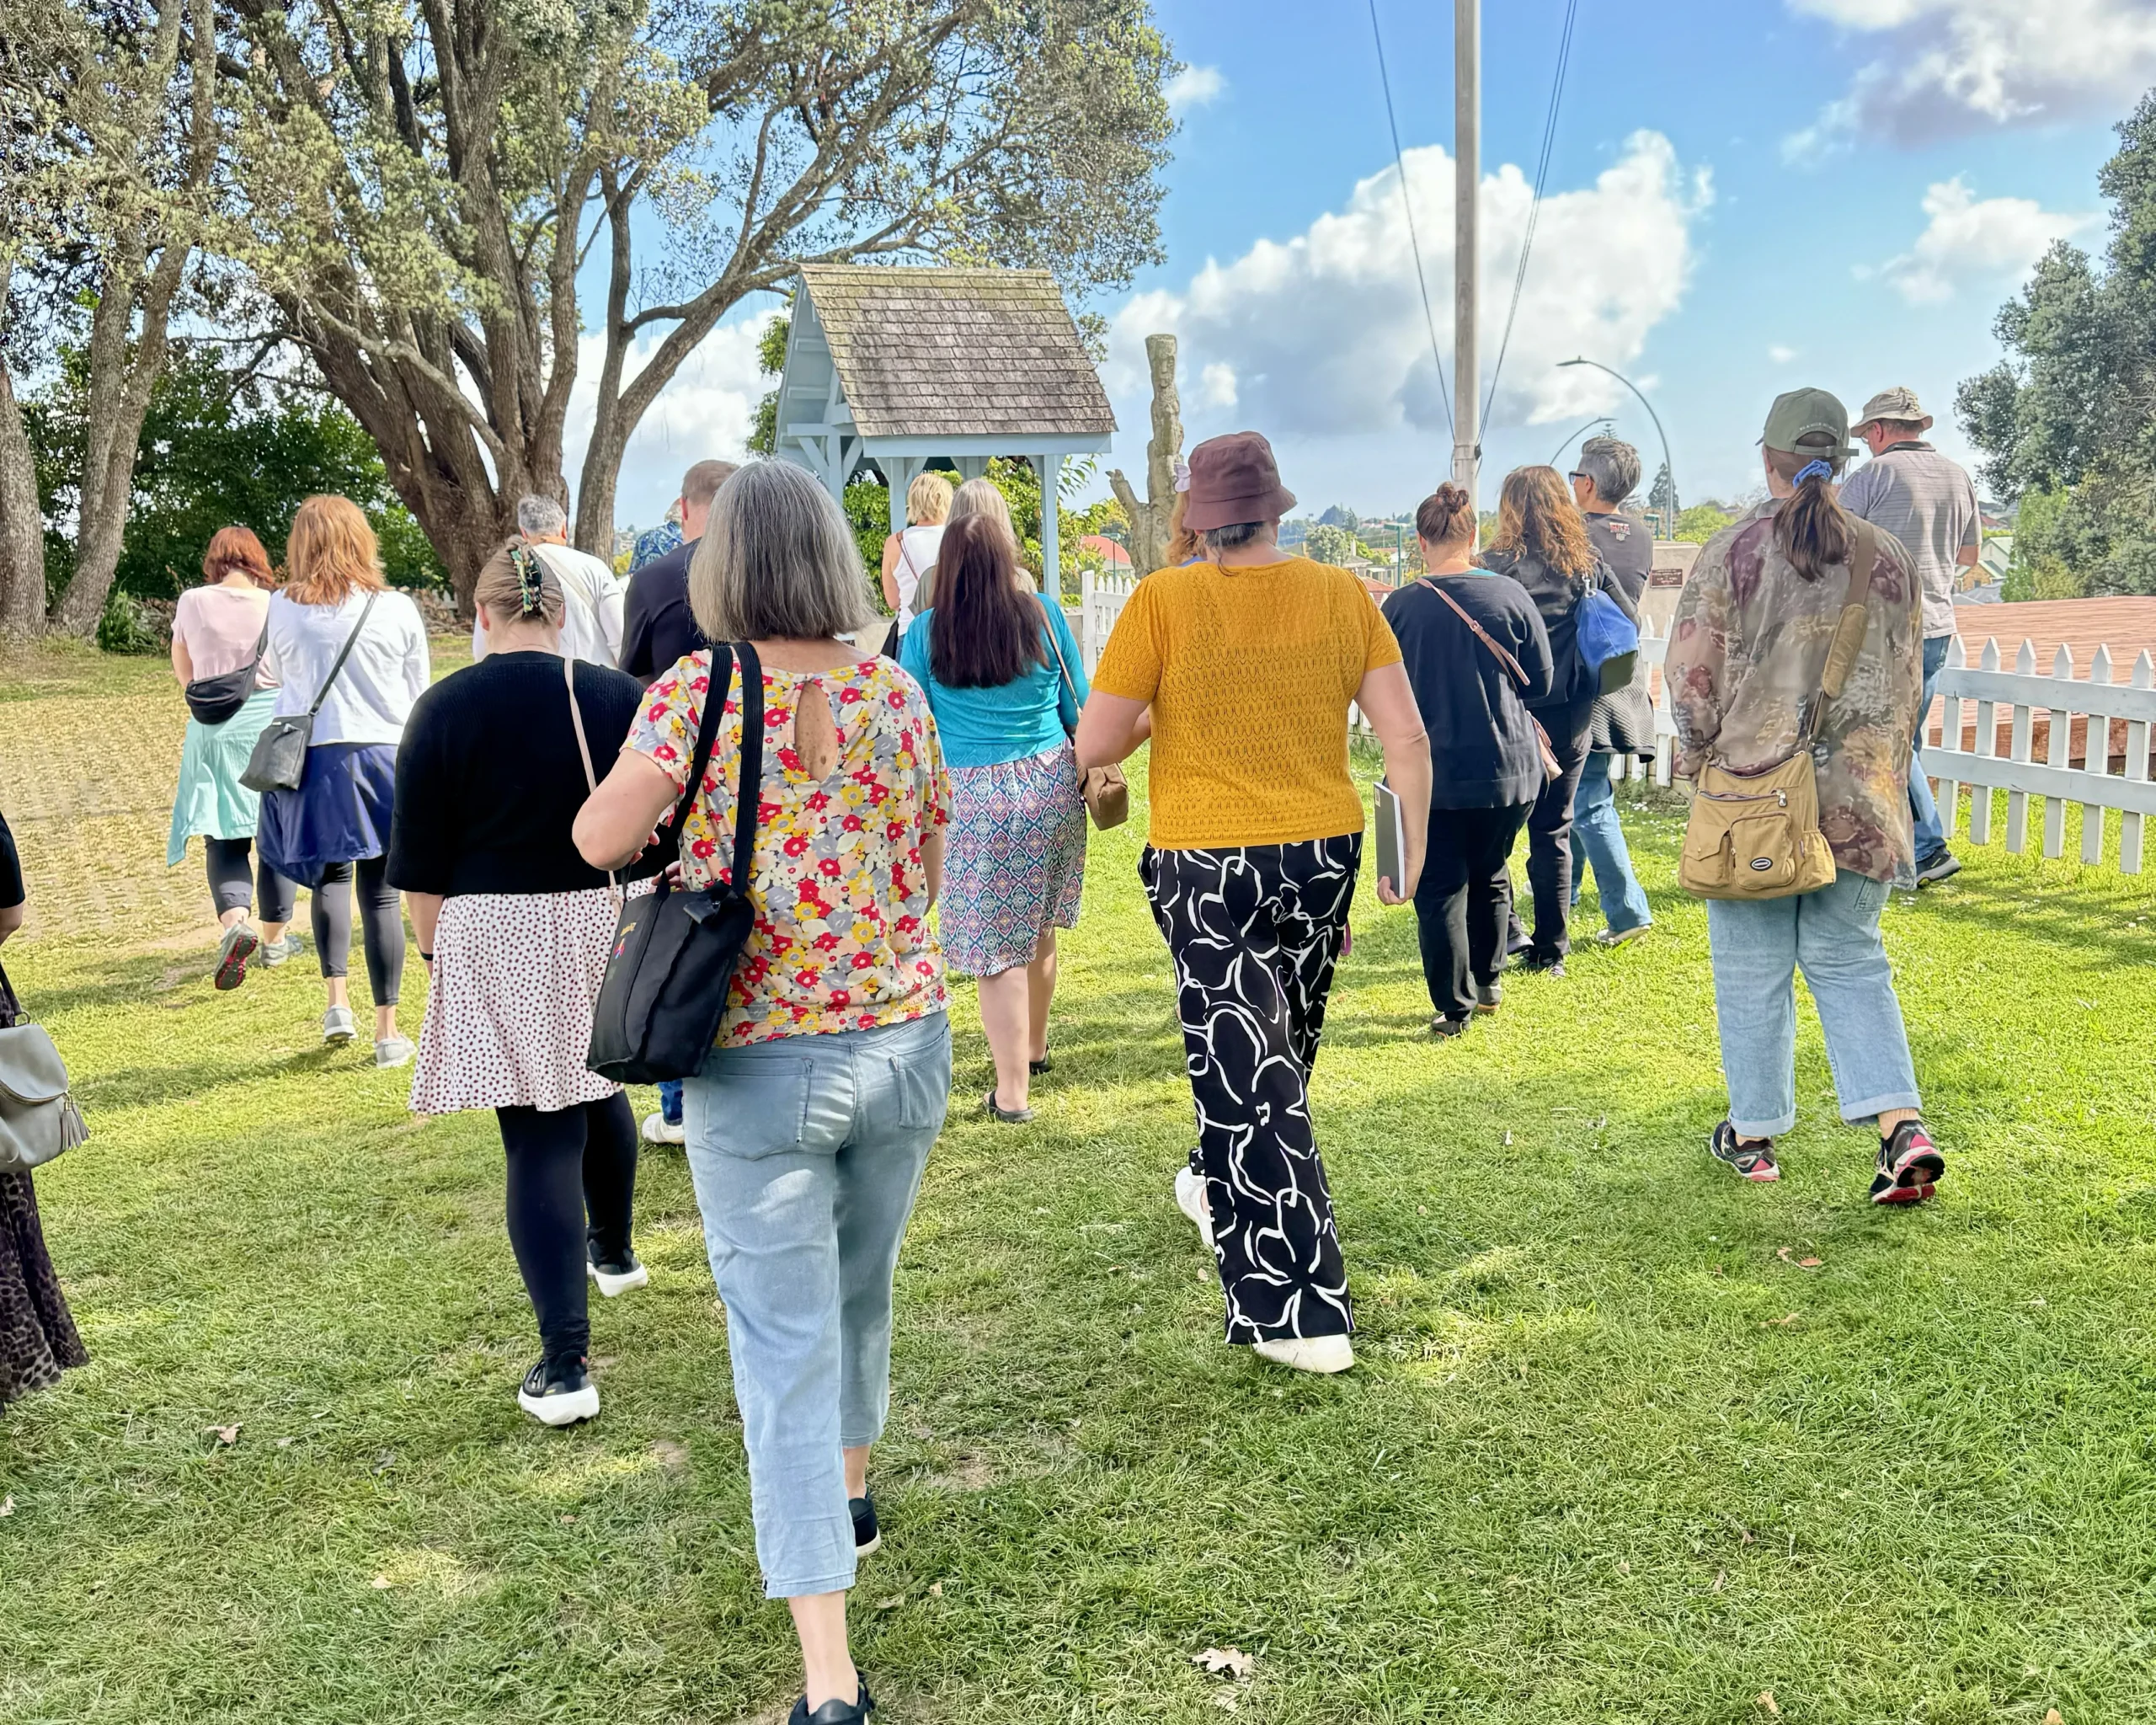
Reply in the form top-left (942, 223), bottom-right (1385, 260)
top-left (1839, 386), bottom-right (1981, 885)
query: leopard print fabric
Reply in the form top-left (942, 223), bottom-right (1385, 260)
top-left (0, 1169), bottom-right (87, 1407)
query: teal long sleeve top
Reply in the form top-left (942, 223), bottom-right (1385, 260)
top-left (899, 601), bottom-right (1088, 770)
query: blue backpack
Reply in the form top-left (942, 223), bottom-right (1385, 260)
top-left (1575, 573), bottom-right (1640, 697)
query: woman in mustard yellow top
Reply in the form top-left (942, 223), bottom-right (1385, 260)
top-left (1076, 432), bottom-right (1431, 1375)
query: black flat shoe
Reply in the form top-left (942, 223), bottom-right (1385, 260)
top-left (789, 1683), bottom-right (874, 1724)
top-left (1028, 1051), bottom-right (1054, 1076)
top-left (850, 1492), bottom-right (880, 1556)
top-left (984, 1087), bottom-right (1034, 1124)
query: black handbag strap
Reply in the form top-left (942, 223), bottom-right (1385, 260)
top-left (675, 642), bottom-right (765, 892)
top-left (307, 590), bottom-right (380, 718)
top-left (0, 957), bottom-right (20, 1028)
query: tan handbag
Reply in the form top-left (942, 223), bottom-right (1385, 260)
top-left (1678, 523), bottom-right (1877, 901)
top-left (1039, 599), bottom-right (1129, 830)
top-left (0, 961), bottom-right (88, 1173)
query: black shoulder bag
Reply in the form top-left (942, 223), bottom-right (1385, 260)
top-left (184, 614), bottom-right (270, 725)
top-left (586, 642), bottom-right (765, 1084)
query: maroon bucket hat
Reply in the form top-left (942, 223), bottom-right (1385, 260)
top-left (1182, 431), bottom-right (1297, 533)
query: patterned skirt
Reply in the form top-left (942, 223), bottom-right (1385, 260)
top-left (940, 744), bottom-right (1087, 977)
top-left (409, 888), bottom-right (623, 1115)
top-left (0, 1168), bottom-right (88, 1408)
top-left (166, 687), bottom-right (278, 865)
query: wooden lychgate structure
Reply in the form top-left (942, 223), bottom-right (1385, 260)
top-left (771, 264), bottom-right (1116, 594)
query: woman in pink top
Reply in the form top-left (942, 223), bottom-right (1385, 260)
top-left (167, 526), bottom-right (299, 989)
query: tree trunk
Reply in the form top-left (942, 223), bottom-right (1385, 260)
top-left (0, 364), bottom-right (44, 637)
top-left (1107, 333), bottom-right (1181, 574)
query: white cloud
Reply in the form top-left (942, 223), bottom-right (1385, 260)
top-left (561, 307), bottom-right (780, 531)
top-left (1768, 344), bottom-right (1798, 363)
top-left (1105, 131), bottom-right (1709, 449)
top-left (1166, 65), bottom-right (1225, 114)
top-left (1785, 0), bottom-right (2156, 156)
top-left (1875, 177), bottom-right (2092, 303)
top-left (1198, 361), bottom-right (1239, 409)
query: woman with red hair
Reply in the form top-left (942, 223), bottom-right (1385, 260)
top-left (167, 526), bottom-right (299, 987)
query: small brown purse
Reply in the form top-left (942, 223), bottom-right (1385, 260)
top-left (1040, 599), bottom-right (1129, 830)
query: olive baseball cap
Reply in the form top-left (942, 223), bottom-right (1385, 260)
top-left (1851, 385), bottom-right (1934, 434)
top-left (1760, 387), bottom-right (1854, 459)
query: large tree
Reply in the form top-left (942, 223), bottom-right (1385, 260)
top-left (218, 0), bottom-right (1176, 606)
top-left (1960, 90), bottom-right (2156, 597)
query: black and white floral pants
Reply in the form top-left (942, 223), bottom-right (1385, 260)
top-left (1139, 835), bottom-right (1360, 1343)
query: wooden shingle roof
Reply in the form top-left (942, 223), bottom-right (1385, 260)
top-left (798, 265), bottom-right (1115, 441)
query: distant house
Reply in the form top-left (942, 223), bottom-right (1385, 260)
top-left (1937, 595), bottom-right (2156, 766)
top-left (1079, 534), bottom-right (1131, 569)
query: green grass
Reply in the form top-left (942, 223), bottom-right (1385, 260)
top-left (3, 645), bottom-right (2156, 1722)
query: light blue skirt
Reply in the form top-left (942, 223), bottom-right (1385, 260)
top-left (166, 688), bottom-right (279, 866)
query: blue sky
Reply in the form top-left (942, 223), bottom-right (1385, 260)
top-left (586, 0), bottom-right (2156, 529)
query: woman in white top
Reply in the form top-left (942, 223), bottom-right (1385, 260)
top-left (255, 494), bottom-right (431, 1064)
top-left (167, 525), bottom-right (298, 989)
top-left (878, 468), bottom-right (952, 644)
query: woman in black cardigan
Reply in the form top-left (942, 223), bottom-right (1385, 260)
top-left (1381, 486), bottom-right (1555, 1034)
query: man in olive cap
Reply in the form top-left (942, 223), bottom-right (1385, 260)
top-left (1839, 387), bottom-right (1979, 885)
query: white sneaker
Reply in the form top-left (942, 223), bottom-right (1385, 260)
top-left (1174, 1167), bottom-right (1214, 1247)
top-left (641, 1110), bottom-right (686, 1146)
top-left (322, 1006), bottom-right (356, 1045)
top-left (1252, 1334), bottom-right (1355, 1375)
top-left (587, 1249), bottom-right (650, 1299)
top-left (375, 1036), bottom-right (415, 1069)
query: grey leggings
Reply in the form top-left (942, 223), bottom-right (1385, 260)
top-left (311, 855), bottom-right (404, 1005)
top-left (204, 836), bottom-right (296, 925)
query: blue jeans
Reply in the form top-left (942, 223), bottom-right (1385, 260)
top-left (1705, 871), bottom-right (1921, 1139)
top-left (681, 1012), bottom-right (953, 1599)
top-left (1569, 752), bottom-right (1653, 934)
top-left (1910, 633), bottom-right (1952, 861)
top-left (657, 1079), bottom-right (683, 1124)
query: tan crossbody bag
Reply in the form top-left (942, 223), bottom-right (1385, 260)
top-left (1039, 598), bottom-right (1129, 830)
top-left (1678, 521), bottom-right (1877, 900)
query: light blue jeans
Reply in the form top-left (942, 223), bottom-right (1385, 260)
top-left (1705, 871), bottom-right (1921, 1140)
top-left (682, 1011), bottom-right (953, 1599)
top-left (1570, 751), bottom-right (1653, 934)
top-left (1910, 633), bottom-right (1953, 861)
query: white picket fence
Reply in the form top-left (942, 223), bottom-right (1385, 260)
top-left (1080, 569), bottom-right (1135, 671)
top-left (1929, 636), bottom-right (2156, 870)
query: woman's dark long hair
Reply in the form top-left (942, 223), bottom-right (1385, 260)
top-left (928, 514), bottom-right (1046, 689)
top-left (1764, 441), bottom-right (1854, 582)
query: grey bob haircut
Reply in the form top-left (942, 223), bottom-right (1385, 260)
top-left (1575, 436), bottom-right (1641, 506)
top-left (690, 460), bottom-right (878, 643)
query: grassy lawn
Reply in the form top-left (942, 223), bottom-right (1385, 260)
top-left (3, 641), bottom-right (2154, 1723)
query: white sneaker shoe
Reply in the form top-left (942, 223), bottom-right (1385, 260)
top-left (1252, 1334), bottom-right (1355, 1375)
top-left (587, 1248), bottom-right (650, 1299)
top-left (375, 1036), bottom-right (415, 1069)
top-left (322, 1005), bottom-right (356, 1045)
top-left (641, 1111), bottom-right (686, 1146)
top-left (1174, 1166), bottom-right (1214, 1248)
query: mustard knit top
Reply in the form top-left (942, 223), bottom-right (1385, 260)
top-left (1091, 556), bottom-right (1402, 850)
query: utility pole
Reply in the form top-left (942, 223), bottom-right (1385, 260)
top-left (1453, 0), bottom-right (1480, 506)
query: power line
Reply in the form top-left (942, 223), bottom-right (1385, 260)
top-left (1482, 0), bottom-right (1580, 425)
top-left (1367, 0), bottom-right (1453, 441)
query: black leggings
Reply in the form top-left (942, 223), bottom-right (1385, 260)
top-left (311, 855), bottom-right (404, 1004)
top-left (494, 1095), bottom-right (639, 1361)
top-left (204, 836), bottom-right (296, 925)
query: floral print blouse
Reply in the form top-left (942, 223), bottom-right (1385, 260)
top-left (1667, 501), bottom-right (1924, 886)
top-left (627, 651), bottom-right (952, 1046)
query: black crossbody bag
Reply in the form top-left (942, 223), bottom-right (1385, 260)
top-left (586, 642), bottom-right (765, 1084)
top-left (241, 592), bottom-right (378, 793)
top-left (184, 615), bottom-right (270, 724)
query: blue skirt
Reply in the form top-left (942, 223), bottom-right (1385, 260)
top-left (256, 742), bottom-right (398, 890)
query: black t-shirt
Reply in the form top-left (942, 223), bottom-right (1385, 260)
top-left (619, 538), bottom-right (705, 683)
top-left (387, 652), bottom-right (650, 896)
top-left (1381, 574), bottom-right (1555, 811)
top-left (1584, 510), bottom-right (1652, 606)
top-left (0, 809), bottom-right (22, 911)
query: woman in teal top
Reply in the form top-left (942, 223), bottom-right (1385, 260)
top-left (899, 515), bottom-right (1088, 1124)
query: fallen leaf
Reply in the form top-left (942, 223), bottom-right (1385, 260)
top-left (1757, 1693), bottom-right (1780, 1718)
top-left (1774, 1247), bottom-right (1793, 1263)
top-left (276, 1437), bottom-right (296, 1449)
top-left (1764, 1313), bottom-right (1801, 1327)
top-left (1711, 1569), bottom-right (1726, 1593)
top-left (371, 1575), bottom-right (393, 1589)
top-left (0, 1494), bottom-right (13, 1517)
top-left (207, 1423), bottom-right (242, 1446)
top-left (927, 1581), bottom-right (945, 1598)
top-left (1193, 1647), bottom-right (1256, 1681)
top-left (1797, 1257), bottom-right (1823, 1270)
top-left (1617, 1560), bottom-right (1631, 1575)
top-left (875, 1595), bottom-right (905, 1611)
top-left (2044, 1711), bottom-right (2063, 1724)
top-left (559, 1514), bottom-right (577, 1525)
top-left (1741, 1529), bottom-right (1755, 1546)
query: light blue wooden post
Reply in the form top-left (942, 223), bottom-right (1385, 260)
top-left (1038, 452), bottom-right (1062, 601)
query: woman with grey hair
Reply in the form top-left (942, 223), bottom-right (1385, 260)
top-left (575, 458), bottom-right (953, 1725)
top-left (1566, 436), bottom-right (1657, 944)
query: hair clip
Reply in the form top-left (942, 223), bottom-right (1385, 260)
top-left (509, 542), bottom-right (545, 614)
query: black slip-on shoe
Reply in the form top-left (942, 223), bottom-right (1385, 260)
top-left (850, 1493), bottom-right (880, 1556)
top-left (788, 1682), bottom-right (874, 1724)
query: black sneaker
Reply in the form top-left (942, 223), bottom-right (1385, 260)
top-left (1519, 953), bottom-right (1566, 978)
top-left (1707, 1119), bottom-right (1780, 1183)
top-left (788, 1682), bottom-right (874, 1724)
top-left (1429, 1013), bottom-right (1469, 1039)
top-left (1913, 848), bottom-right (1961, 886)
top-left (850, 1493), bottom-right (881, 1556)
top-left (586, 1242), bottom-right (649, 1299)
top-left (517, 1354), bottom-right (599, 1427)
top-left (1870, 1119), bottom-right (1945, 1205)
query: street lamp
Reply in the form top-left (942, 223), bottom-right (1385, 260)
top-left (1558, 358), bottom-right (1677, 534)
top-left (1547, 414), bottom-right (1614, 472)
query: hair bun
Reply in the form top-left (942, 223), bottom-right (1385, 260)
top-left (1415, 482), bottom-right (1473, 545)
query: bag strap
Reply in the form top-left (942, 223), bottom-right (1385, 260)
top-left (726, 642), bottom-right (765, 894)
top-left (671, 644), bottom-right (733, 873)
top-left (1800, 520), bottom-right (1879, 742)
top-left (307, 590), bottom-right (379, 718)
top-left (1420, 577), bottom-right (1535, 693)
top-left (1038, 595), bottom-right (1081, 740)
top-left (563, 655), bottom-right (616, 891)
top-left (0, 957), bottom-right (21, 1028)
